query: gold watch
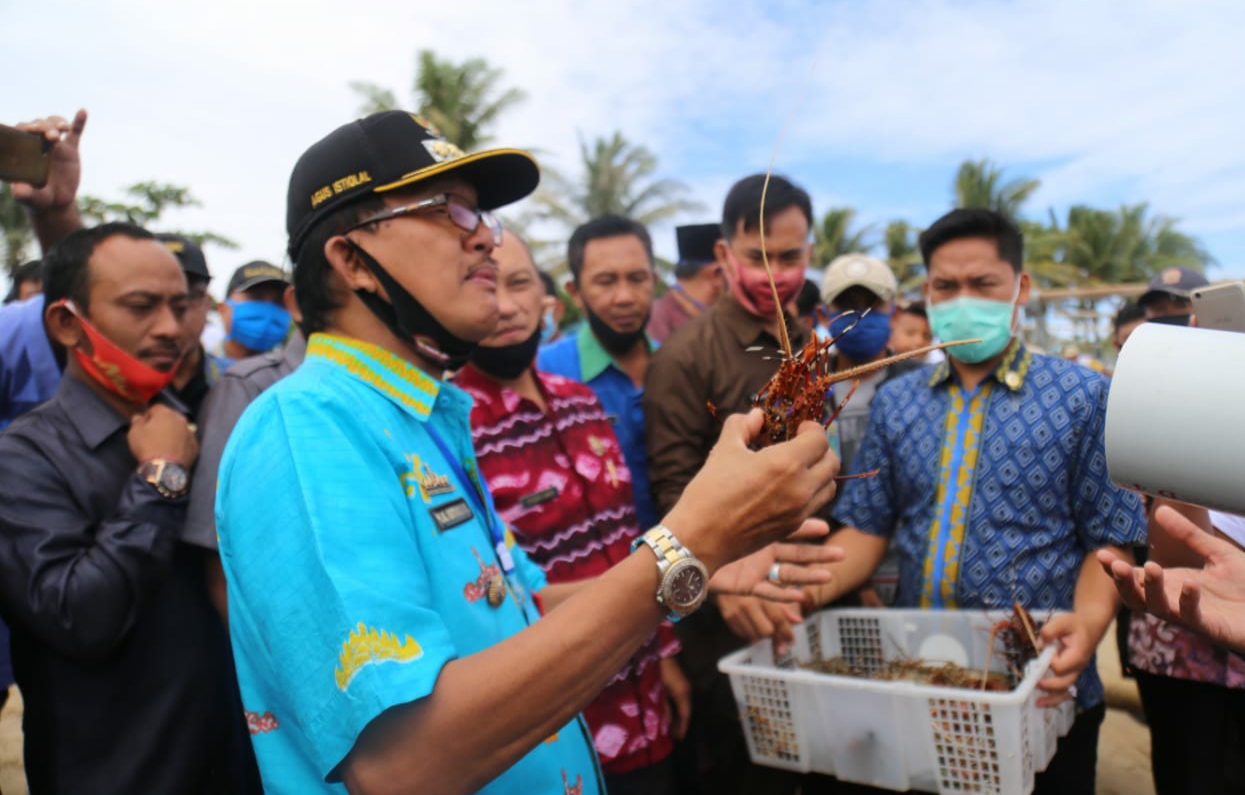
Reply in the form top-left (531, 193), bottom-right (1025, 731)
top-left (137, 458), bottom-right (190, 499)
top-left (632, 525), bottom-right (709, 621)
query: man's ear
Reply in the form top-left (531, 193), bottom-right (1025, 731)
top-left (44, 300), bottom-right (86, 350)
top-left (714, 240), bottom-right (736, 280)
top-left (564, 278), bottom-right (584, 312)
top-left (324, 235), bottom-right (382, 296)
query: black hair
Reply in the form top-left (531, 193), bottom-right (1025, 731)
top-left (794, 278), bottom-right (821, 317)
top-left (1113, 301), bottom-right (1146, 333)
top-left (537, 270), bottom-right (558, 298)
top-left (918, 208), bottom-right (1024, 273)
top-left (897, 301), bottom-right (927, 319)
top-left (291, 195), bottom-right (386, 336)
top-left (566, 215), bottom-right (653, 283)
top-left (720, 174), bottom-right (813, 241)
top-left (4, 260), bottom-right (43, 304)
top-left (43, 222), bottom-right (155, 314)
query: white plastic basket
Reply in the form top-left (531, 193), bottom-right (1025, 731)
top-left (718, 608), bottom-right (1076, 794)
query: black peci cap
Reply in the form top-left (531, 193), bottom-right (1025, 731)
top-left (674, 223), bottom-right (721, 279)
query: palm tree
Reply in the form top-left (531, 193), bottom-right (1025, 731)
top-left (1, 185), bottom-right (32, 276)
top-left (954, 159), bottom-right (1040, 219)
top-left (882, 219), bottom-right (923, 293)
top-left (533, 131), bottom-right (701, 229)
top-left (350, 50), bottom-right (526, 152)
top-left (814, 207), bottom-right (875, 267)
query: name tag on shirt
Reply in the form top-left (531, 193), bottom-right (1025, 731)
top-left (520, 487), bottom-right (559, 508)
top-left (430, 498), bottom-right (474, 532)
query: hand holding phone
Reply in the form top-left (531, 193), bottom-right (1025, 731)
top-left (0, 124), bottom-right (52, 187)
top-left (6, 110), bottom-right (88, 214)
top-left (1192, 281), bottom-right (1245, 333)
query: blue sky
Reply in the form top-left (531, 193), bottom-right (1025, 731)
top-left (7, 0), bottom-right (1245, 297)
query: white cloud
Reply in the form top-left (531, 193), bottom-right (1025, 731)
top-left (6, 0), bottom-right (1245, 290)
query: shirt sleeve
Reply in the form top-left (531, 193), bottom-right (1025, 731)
top-left (217, 390), bottom-right (459, 781)
top-left (1068, 376), bottom-right (1147, 549)
top-left (643, 341), bottom-right (715, 517)
top-left (831, 390), bottom-right (901, 537)
top-left (0, 433), bottom-right (184, 659)
top-left (184, 374), bottom-right (262, 550)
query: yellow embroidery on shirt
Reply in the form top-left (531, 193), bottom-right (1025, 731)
top-left (334, 623), bottom-right (424, 691)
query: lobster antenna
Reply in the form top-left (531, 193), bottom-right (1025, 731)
top-left (758, 63), bottom-right (817, 360)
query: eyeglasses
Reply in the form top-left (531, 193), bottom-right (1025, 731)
top-left (348, 194), bottom-right (503, 246)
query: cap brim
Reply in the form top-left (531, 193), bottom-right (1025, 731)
top-left (373, 148), bottom-right (540, 211)
top-left (233, 275), bottom-right (291, 293)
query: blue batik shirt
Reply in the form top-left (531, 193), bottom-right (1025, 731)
top-left (539, 330), bottom-right (658, 529)
top-left (217, 333), bottom-right (602, 794)
top-left (833, 340), bottom-right (1147, 708)
top-left (0, 294), bottom-right (60, 429)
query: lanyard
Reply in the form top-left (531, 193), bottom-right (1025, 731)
top-left (425, 425), bottom-right (514, 575)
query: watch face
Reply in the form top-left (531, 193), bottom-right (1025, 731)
top-left (666, 559), bottom-right (708, 613)
top-left (161, 464), bottom-right (189, 493)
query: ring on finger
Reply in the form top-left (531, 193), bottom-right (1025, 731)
top-left (768, 563), bottom-right (782, 583)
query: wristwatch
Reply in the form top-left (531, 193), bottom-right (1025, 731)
top-left (632, 525), bottom-right (709, 621)
top-left (137, 458), bottom-right (190, 499)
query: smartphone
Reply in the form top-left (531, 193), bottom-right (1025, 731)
top-left (0, 123), bottom-right (52, 187)
top-left (1192, 280), bottom-right (1245, 333)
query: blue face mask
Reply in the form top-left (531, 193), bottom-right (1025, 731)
top-left (540, 307), bottom-right (557, 344)
top-left (927, 293), bottom-right (1017, 364)
top-left (227, 299), bottom-right (291, 353)
top-left (828, 308), bottom-right (893, 362)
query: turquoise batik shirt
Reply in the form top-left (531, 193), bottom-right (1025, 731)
top-left (833, 340), bottom-right (1147, 709)
top-left (216, 333), bottom-right (602, 795)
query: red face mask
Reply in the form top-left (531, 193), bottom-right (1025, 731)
top-left (724, 250), bottom-right (806, 319)
top-left (61, 300), bottom-right (179, 405)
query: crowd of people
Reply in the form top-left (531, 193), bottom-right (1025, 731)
top-left (0, 106), bottom-right (1241, 795)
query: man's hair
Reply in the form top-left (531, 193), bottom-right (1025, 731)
top-left (566, 215), bottom-right (653, 283)
top-left (918, 208), bottom-right (1024, 273)
top-left (291, 195), bottom-right (386, 336)
top-left (3, 260), bottom-right (42, 304)
top-left (795, 278), bottom-right (821, 317)
top-left (537, 270), bottom-right (558, 298)
top-left (720, 174), bottom-right (813, 241)
top-left (43, 222), bottom-right (156, 314)
top-left (1113, 301), bottom-right (1146, 334)
top-left (897, 300), bottom-right (927, 319)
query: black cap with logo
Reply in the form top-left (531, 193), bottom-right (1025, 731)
top-left (285, 111), bottom-right (540, 259)
top-left (227, 261), bottom-right (290, 295)
top-left (155, 233), bottom-right (211, 281)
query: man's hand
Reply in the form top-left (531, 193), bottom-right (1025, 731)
top-left (709, 520), bottom-right (843, 602)
top-left (1099, 505), bottom-right (1245, 656)
top-left (1035, 612), bottom-right (1094, 707)
top-left (659, 657), bottom-right (692, 741)
top-left (665, 409), bottom-right (839, 573)
top-left (12, 110), bottom-right (87, 212)
top-left (129, 404), bottom-right (199, 467)
top-left (717, 593), bottom-right (800, 656)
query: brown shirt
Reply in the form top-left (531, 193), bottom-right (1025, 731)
top-left (644, 295), bottom-right (809, 516)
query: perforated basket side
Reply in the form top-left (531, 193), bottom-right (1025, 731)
top-left (835, 613), bottom-right (885, 675)
top-left (927, 697), bottom-right (1005, 793)
top-left (733, 670), bottom-right (804, 769)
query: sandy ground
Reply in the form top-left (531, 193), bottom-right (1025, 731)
top-left (0, 623), bottom-right (1157, 794)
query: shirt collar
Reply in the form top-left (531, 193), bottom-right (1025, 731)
top-left (717, 294), bottom-right (809, 352)
top-left (58, 373), bottom-right (130, 451)
top-left (306, 333), bottom-right (443, 420)
top-left (928, 338), bottom-right (1032, 392)
top-left (576, 327), bottom-right (654, 382)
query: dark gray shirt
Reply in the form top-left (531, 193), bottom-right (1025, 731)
top-left (185, 333), bottom-right (306, 549)
top-left (0, 374), bottom-right (255, 794)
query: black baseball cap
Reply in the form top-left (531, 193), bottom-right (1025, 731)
top-left (286, 111), bottom-right (540, 258)
top-left (227, 261), bottom-right (290, 295)
top-left (1138, 266), bottom-right (1209, 307)
top-left (155, 233), bottom-right (211, 281)
top-left (674, 223), bottom-right (720, 279)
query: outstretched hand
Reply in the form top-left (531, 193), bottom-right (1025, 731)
top-left (12, 109), bottom-right (87, 212)
top-left (1098, 505), bottom-right (1245, 656)
top-left (710, 519), bottom-right (844, 602)
top-left (666, 409), bottom-right (839, 573)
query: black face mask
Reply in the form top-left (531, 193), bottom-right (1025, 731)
top-left (469, 326), bottom-right (541, 380)
top-left (583, 304), bottom-right (649, 356)
top-left (348, 241), bottom-right (477, 371)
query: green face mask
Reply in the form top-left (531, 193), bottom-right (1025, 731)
top-left (927, 293), bottom-right (1018, 364)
